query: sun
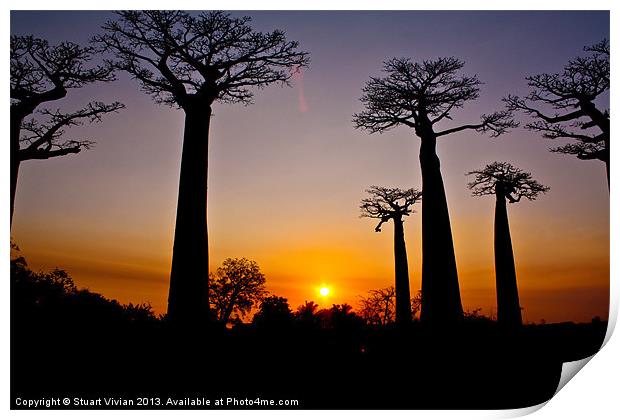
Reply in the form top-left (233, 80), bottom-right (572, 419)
top-left (319, 287), bottom-right (331, 297)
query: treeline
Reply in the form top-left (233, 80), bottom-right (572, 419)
top-left (11, 254), bottom-right (159, 328)
top-left (12, 252), bottom-right (500, 332)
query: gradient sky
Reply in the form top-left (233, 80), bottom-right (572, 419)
top-left (10, 11), bottom-right (609, 323)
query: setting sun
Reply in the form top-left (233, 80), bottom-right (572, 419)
top-left (319, 287), bottom-right (331, 297)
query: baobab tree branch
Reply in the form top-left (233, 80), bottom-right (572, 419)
top-left (20, 143), bottom-right (82, 160)
top-left (375, 217), bottom-right (390, 233)
top-left (550, 143), bottom-right (606, 161)
top-left (18, 101), bottom-right (124, 162)
top-left (11, 35), bottom-right (115, 118)
top-left (11, 36), bottom-right (114, 90)
top-left (10, 33), bottom-right (123, 227)
top-left (435, 110), bottom-right (518, 138)
top-left (526, 120), bottom-right (606, 143)
top-left (504, 95), bottom-right (586, 123)
top-left (504, 40), bottom-right (609, 187)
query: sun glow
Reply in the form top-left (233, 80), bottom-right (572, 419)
top-left (319, 287), bottom-right (331, 297)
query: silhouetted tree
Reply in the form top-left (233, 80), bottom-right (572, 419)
top-left (505, 40), bottom-right (609, 188)
top-left (354, 57), bottom-right (516, 324)
top-left (10, 35), bottom-right (123, 225)
top-left (359, 287), bottom-right (395, 325)
top-left (360, 186), bottom-right (422, 324)
top-left (462, 307), bottom-right (494, 324)
top-left (209, 258), bottom-right (267, 326)
top-left (252, 295), bottom-right (293, 329)
top-left (467, 162), bottom-right (549, 327)
top-left (294, 300), bottom-right (320, 329)
top-left (316, 304), bottom-right (364, 330)
top-left (359, 287), bottom-right (423, 325)
top-left (95, 11), bottom-right (309, 325)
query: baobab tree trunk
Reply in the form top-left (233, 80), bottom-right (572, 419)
top-left (494, 186), bottom-right (522, 327)
top-left (604, 158), bottom-right (609, 190)
top-left (167, 105), bottom-right (211, 325)
top-left (418, 129), bottom-right (463, 324)
top-left (10, 113), bottom-right (23, 227)
top-left (604, 140), bottom-right (610, 190)
top-left (580, 101), bottom-right (610, 191)
top-left (393, 217), bottom-right (412, 324)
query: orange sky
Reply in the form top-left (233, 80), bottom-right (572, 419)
top-left (10, 11), bottom-right (609, 324)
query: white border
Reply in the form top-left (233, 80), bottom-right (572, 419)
top-left (3, 1), bottom-right (617, 419)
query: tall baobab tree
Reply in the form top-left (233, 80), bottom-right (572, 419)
top-left (360, 186), bottom-right (422, 324)
top-left (10, 35), bottom-right (123, 226)
top-left (505, 40), bottom-right (609, 188)
top-left (95, 11), bottom-right (309, 325)
top-left (354, 58), bottom-right (517, 324)
top-left (467, 162), bottom-right (549, 327)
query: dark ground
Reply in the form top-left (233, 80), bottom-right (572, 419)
top-left (10, 256), bottom-right (607, 410)
top-left (11, 314), bottom-right (605, 409)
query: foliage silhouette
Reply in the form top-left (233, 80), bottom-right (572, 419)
top-left (252, 295), bottom-right (293, 329)
top-left (467, 162), bottom-right (549, 327)
top-left (360, 186), bottom-right (422, 324)
top-left (95, 11), bottom-right (309, 325)
top-left (209, 257), bottom-right (267, 326)
top-left (504, 39), bottom-right (609, 188)
top-left (354, 57), bottom-right (517, 324)
top-left (11, 254), bottom-right (158, 328)
top-left (293, 300), bottom-right (321, 329)
top-left (315, 303), bottom-right (365, 330)
top-left (10, 35), bottom-right (124, 225)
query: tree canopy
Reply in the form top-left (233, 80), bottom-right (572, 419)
top-left (11, 35), bottom-right (123, 162)
top-left (360, 186), bottom-right (422, 232)
top-left (467, 162), bottom-right (549, 202)
top-left (209, 258), bottom-right (267, 325)
top-left (95, 11), bottom-right (310, 109)
top-left (353, 57), bottom-right (516, 137)
top-left (504, 39), bottom-right (609, 163)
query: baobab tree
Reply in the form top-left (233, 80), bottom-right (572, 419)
top-left (467, 162), bottom-right (549, 327)
top-left (354, 57), bottom-right (517, 324)
top-left (360, 186), bottom-right (422, 324)
top-left (10, 35), bottom-right (123, 225)
top-left (505, 40), bottom-right (609, 188)
top-left (95, 11), bottom-right (309, 324)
